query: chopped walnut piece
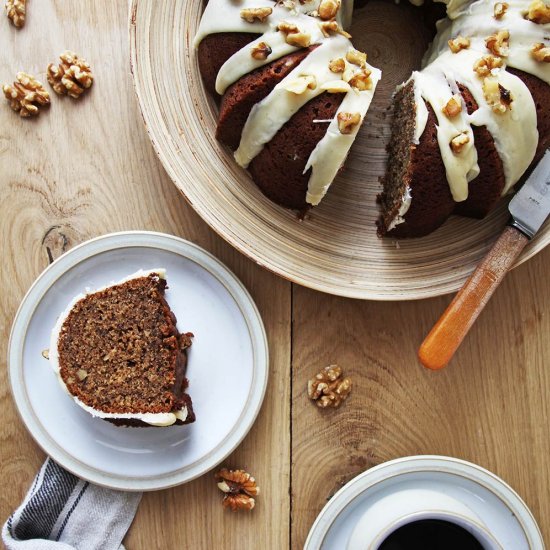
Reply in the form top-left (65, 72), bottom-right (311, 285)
top-left (320, 80), bottom-right (351, 93)
top-left (329, 58), bottom-right (345, 73)
top-left (240, 6), bottom-right (273, 23)
top-left (450, 132), bottom-right (470, 153)
top-left (483, 77), bottom-right (512, 113)
top-left (3, 72), bottom-right (50, 117)
top-left (531, 42), bottom-right (550, 62)
top-left (285, 31), bottom-right (311, 47)
top-left (307, 364), bottom-right (352, 407)
top-left (282, 74), bottom-right (317, 94)
top-left (319, 20), bottom-right (351, 38)
top-left (278, 20), bottom-right (311, 46)
top-left (442, 94), bottom-right (462, 118)
top-left (448, 35), bottom-right (470, 53)
top-left (47, 51), bottom-right (93, 99)
top-left (346, 48), bottom-right (367, 67)
top-left (348, 69), bottom-right (373, 91)
top-left (473, 54), bottom-right (503, 77)
top-left (5, 0), bottom-right (25, 27)
top-left (278, 20), bottom-right (299, 34)
top-left (76, 369), bottom-right (88, 381)
top-left (41, 349), bottom-right (50, 360)
top-left (251, 42), bottom-right (273, 60)
top-left (485, 29), bottom-right (510, 57)
top-left (525, 0), bottom-right (550, 23)
top-left (318, 0), bottom-right (340, 20)
top-left (494, 2), bottom-right (509, 19)
top-left (215, 469), bottom-right (259, 512)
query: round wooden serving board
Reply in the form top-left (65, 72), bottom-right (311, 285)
top-left (129, 0), bottom-right (550, 300)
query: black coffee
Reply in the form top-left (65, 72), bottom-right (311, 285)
top-left (378, 519), bottom-right (485, 550)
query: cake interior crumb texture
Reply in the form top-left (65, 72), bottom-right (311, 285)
top-left (57, 274), bottom-right (194, 422)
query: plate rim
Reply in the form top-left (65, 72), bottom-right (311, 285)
top-left (303, 455), bottom-right (544, 550)
top-left (128, 0), bottom-right (549, 302)
top-left (8, 230), bottom-right (269, 491)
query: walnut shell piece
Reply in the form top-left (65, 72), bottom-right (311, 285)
top-left (215, 468), bottom-right (260, 511)
top-left (5, 0), bottom-right (25, 28)
top-left (47, 51), bottom-right (94, 99)
top-left (3, 72), bottom-right (50, 117)
top-left (307, 364), bottom-right (352, 408)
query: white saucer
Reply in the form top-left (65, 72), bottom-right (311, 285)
top-left (304, 456), bottom-right (544, 550)
top-left (8, 231), bottom-right (268, 491)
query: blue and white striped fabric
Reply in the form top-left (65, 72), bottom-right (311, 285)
top-left (2, 458), bottom-right (142, 550)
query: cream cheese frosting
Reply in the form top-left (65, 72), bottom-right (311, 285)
top-left (49, 269), bottom-right (188, 427)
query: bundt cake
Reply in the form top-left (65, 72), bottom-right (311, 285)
top-left (49, 269), bottom-right (195, 427)
top-left (194, 0), bottom-right (550, 237)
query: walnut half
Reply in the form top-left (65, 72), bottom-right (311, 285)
top-left (5, 0), bottom-right (25, 28)
top-left (3, 72), bottom-right (50, 117)
top-left (215, 468), bottom-right (259, 512)
top-left (47, 51), bottom-right (94, 99)
top-left (307, 365), bottom-right (352, 408)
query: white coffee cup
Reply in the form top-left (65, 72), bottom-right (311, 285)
top-left (347, 488), bottom-right (503, 549)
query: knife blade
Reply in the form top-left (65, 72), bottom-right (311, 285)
top-left (509, 149), bottom-right (550, 239)
top-left (418, 149), bottom-right (550, 370)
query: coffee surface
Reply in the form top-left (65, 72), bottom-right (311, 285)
top-left (378, 519), bottom-right (485, 550)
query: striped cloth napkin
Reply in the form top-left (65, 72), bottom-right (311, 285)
top-left (2, 458), bottom-right (142, 550)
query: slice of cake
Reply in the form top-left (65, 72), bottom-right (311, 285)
top-left (49, 269), bottom-right (195, 427)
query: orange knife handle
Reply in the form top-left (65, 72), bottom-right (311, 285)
top-left (419, 225), bottom-right (529, 370)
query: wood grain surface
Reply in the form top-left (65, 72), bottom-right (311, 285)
top-left (0, 1), bottom-right (549, 549)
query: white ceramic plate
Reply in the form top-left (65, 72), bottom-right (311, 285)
top-left (8, 231), bottom-right (268, 491)
top-left (304, 456), bottom-right (544, 550)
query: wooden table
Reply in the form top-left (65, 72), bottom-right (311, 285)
top-left (1, 2), bottom-right (548, 548)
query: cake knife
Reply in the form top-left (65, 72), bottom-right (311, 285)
top-left (419, 149), bottom-right (550, 370)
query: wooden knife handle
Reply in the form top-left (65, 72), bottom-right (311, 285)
top-left (419, 225), bottom-right (529, 370)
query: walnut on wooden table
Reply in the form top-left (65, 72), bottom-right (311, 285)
top-left (3, 72), bottom-right (50, 117)
top-left (47, 51), bottom-right (94, 99)
top-left (215, 468), bottom-right (260, 511)
top-left (5, 0), bottom-right (26, 28)
top-left (307, 365), bottom-right (352, 408)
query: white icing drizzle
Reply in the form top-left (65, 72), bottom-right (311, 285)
top-left (305, 63), bottom-right (381, 205)
top-left (49, 269), bottom-right (188, 427)
top-left (387, 185), bottom-right (413, 231)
